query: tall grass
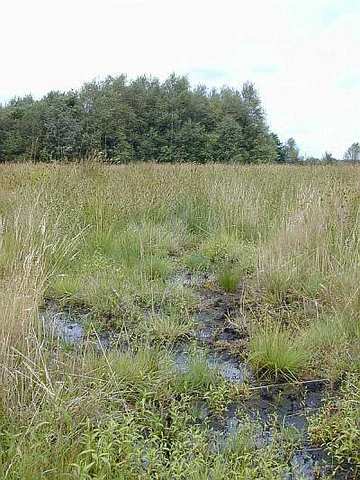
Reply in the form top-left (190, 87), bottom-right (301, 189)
top-left (1, 162), bottom-right (360, 477)
top-left (248, 324), bottom-right (309, 378)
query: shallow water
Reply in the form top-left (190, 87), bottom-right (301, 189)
top-left (210, 381), bottom-right (336, 479)
top-left (207, 351), bottom-right (251, 383)
top-left (244, 381), bottom-right (327, 430)
top-left (40, 272), bottom-right (349, 479)
top-left (41, 301), bottom-right (111, 349)
top-left (169, 270), bottom-right (339, 479)
top-left (173, 346), bottom-right (252, 383)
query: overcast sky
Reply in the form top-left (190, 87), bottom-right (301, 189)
top-left (1, 0), bottom-right (359, 158)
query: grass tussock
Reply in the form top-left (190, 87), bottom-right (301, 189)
top-left (1, 163), bottom-right (360, 477)
top-left (143, 312), bottom-right (194, 343)
top-left (174, 353), bottom-right (221, 394)
top-left (217, 265), bottom-right (242, 293)
top-left (248, 324), bottom-right (309, 378)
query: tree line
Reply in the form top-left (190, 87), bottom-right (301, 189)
top-left (0, 74), bottom-right (303, 164)
top-left (305, 143), bottom-right (360, 164)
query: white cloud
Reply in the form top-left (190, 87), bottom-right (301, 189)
top-left (0, 0), bottom-right (359, 157)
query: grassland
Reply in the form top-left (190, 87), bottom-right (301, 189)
top-left (0, 162), bottom-right (359, 479)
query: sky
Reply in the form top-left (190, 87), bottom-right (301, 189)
top-left (0, 0), bottom-right (359, 158)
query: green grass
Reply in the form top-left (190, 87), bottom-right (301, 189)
top-left (305, 313), bottom-right (351, 351)
top-left (183, 253), bottom-right (211, 272)
top-left (174, 353), bottom-right (221, 394)
top-left (141, 255), bottom-right (173, 280)
top-left (143, 312), bottom-right (194, 343)
top-left (1, 162), bottom-right (360, 477)
top-left (217, 265), bottom-right (242, 292)
top-left (309, 373), bottom-right (360, 470)
top-left (261, 269), bottom-right (297, 305)
top-left (199, 233), bottom-right (256, 269)
top-left (248, 324), bottom-right (310, 378)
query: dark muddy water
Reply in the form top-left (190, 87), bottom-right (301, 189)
top-left (40, 272), bottom-right (352, 479)
top-left (41, 301), bottom-right (111, 349)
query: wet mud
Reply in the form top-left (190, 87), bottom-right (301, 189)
top-left (41, 300), bottom-right (112, 350)
top-left (41, 271), bottom-right (351, 479)
top-left (209, 381), bottom-right (346, 479)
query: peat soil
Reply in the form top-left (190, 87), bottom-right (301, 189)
top-left (41, 271), bottom-right (353, 479)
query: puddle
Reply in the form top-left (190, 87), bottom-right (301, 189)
top-left (208, 381), bottom-right (336, 479)
top-left (173, 346), bottom-right (252, 384)
top-left (194, 296), bottom-right (236, 343)
top-left (210, 415), bottom-right (332, 479)
top-left (169, 270), bottom-right (246, 346)
top-left (244, 381), bottom-right (327, 431)
top-left (207, 351), bottom-right (252, 383)
top-left (216, 326), bottom-right (243, 342)
top-left (173, 270), bottom-right (340, 478)
top-left (48, 315), bottom-right (85, 344)
top-left (288, 448), bottom-right (333, 480)
top-left (41, 301), bottom-right (111, 349)
top-left (40, 272), bottom-right (349, 479)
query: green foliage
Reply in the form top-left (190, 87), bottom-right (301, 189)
top-left (141, 256), bottom-right (173, 280)
top-left (199, 234), bottom-right (257, 277)
top-left (0, 394), bottom-right (301, 479)
top-left (183, 253), bottom-right (211, 272)
top-left (262, 269), bottom-right (296, 304)
top-left (305, 313), bottom-right (351, 351)
top-left (283, 137), bottom-right (302, 163)
top-left (109, 348), bottom-right (173, 393)
top-left (0, 74), bottom-right (286, 164)
top-left (344, 142), bottom-right (360, 162)
top-left (3, 163), bottom-right (360, 478)
top-left (143, 312), bottom-right (193, 344)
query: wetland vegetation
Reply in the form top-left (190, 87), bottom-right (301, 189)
top-left (0, 162), bottom-right (359, 479)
